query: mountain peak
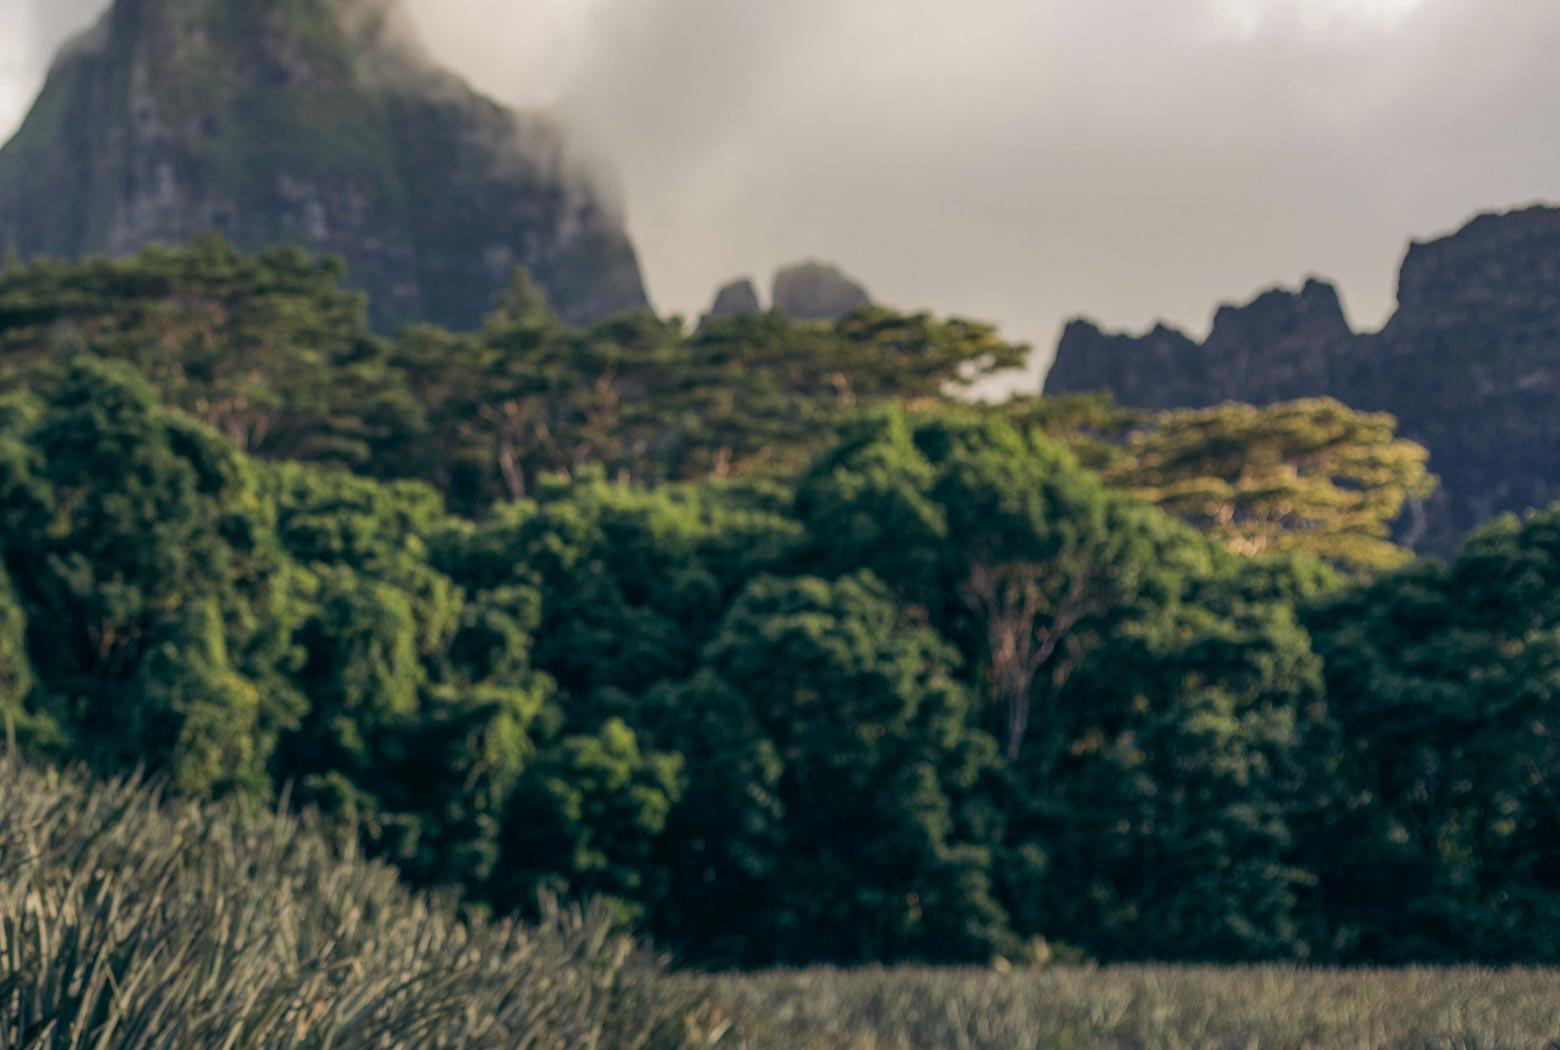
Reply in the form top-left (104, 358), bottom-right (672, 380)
top-left (0, 0), bottom-right (648, 329)
top-left (772, 261), bottom-right (872, 321)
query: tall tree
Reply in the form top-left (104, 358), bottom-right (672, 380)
top-left (798, 409), bottom-right (1186, 763)
top-left (266, 462), bottom-right (552, 890)
top-left (1304, 507), bottom-right (1560, 961)
top-left (1006, 561), bottom-right (1327, 962)
top-left (0, 238), bottom-right (407, 467)
top-left (1102, 398), bottom-right (1434, 573)
top-left (651, 573), bottom-right (1008, 965)
top-left (0, 359), bottom-right (303, 795)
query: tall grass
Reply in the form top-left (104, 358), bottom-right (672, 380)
top-left (0, 756), bottom-right (737, 1050)
top-left (703, 966), bottom-right (1560, 1050)
top-left (4, 754), bottom-right (1558, 1049)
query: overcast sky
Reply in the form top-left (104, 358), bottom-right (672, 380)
top-left (3, 0), bottom-right (1559, 385)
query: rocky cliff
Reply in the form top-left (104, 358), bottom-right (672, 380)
top-left (0, 0), bottom-right (649, 330)
top-left (705, 277), bottom-right (763, 320)
top-left (1045, 205), bottom-right (1560, 551)
top-left (772, 261), bottom-right (872, 321)
top-left (1048, 278), bottom-right (1355, 411)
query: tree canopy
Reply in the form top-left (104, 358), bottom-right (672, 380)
top-left (6, 241), bottom-right (1551, 970)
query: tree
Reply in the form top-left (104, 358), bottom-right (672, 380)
top-left (1006, 560), bottom-right (1327, 961)
top-left (0, 398), bottom-right (39, 743)
top-left (650, 573), bottom-right (1008, 965)
top-left (1103, 399), bottom-right (1434, 574)
top-left (798, 409), bottom-right (1188, 764)
top-left (0, 359), bottom-right (303, 795)
top-left (265, 462), bottom-right (554, 890)
top-left (0, 562), bottom-right (42, 746)
top-left (440, 473), bottom-right (799, 728)
top-left (0, 237), bottom-right (408, 467)
top-left (1303, 506), bottom-right (1560, 961)
top-left (492, 718), bottom-right (685, 922)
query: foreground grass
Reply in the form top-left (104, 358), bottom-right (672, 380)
top-left (3, 754), bottom-right (1556, 1049)
top-left (0, 756), bottom-right (738, 1050)
top-left (701, 966), bottom-right (1560, 1050)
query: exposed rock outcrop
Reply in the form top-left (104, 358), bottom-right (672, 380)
top-left (705, 277), bottom-right (763, 320)
top-left (1048, 278), bottom-right (1353, 410)
top-left (772, 261), bottom-right (871, 321)
top-left (1045, 206), bottom-right (1560, 551)
top-left (0, 0), bottom-right (649, 330)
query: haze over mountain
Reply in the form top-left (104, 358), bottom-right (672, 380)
top-left (0, 0), bottom-right (647, 329)
top-left (10, 0), bottom-right (1560, 378)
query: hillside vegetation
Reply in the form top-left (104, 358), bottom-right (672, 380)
top-left (0, 243), bottom-right (1556, 972)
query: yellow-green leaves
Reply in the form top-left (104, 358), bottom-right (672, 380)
top-left (1105, 398), bottom-right (1434, 574)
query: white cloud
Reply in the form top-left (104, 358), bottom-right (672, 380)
top-left (1209, 0), bottom-right (1431, 37)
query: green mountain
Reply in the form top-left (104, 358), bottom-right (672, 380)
top-left (0, 0), bottom-right (649, 329)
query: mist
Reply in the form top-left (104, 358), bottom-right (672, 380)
top-left (4, 0), bottom-right (1560, 385)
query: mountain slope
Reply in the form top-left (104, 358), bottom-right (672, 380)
top-left (0, 0), bottom-right (648, 329)
top-left (1045, 206), bottom-right (1560, 551)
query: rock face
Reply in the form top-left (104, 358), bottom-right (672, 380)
top-left (772, 261), bottom-right (871, 321)
top-left (0, 0), bottom-right (649, 330)
top-left (705, 277), bottom-right (763, 320)
top-left (1045, 206), bottom-right (1560, 551)
top-left (1049, 278), bottom-right (1354, 411)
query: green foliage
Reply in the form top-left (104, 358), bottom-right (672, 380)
top-left (496, 717), bottom-right (685, 922)
top-left (651, 573), bottom-right (1008, 965)
top-left (385, 297), bottom-right (1025, 515)
top-left (1016, 570), bottom-right (1325, 961)
top-left (0, 358), bottom-right (301, 796)
top-left (498, 475), bottom-right (798, 715)
top-left (798, 409), bottom-right (1196, 764)
top-left (1104, 398), bottom-right (1435, 573)
top-left (1008, 393), bottom-right (1434, 573)
top-left (0, 562), bottom-right (38, 743)
top-left (0, 240), bottom-right (1555, 972)
top-left (0, 238), bottom-right (402, 467)
top-left (796, 409), bottom-right (1338, 961)
top-left (264, 463), bottom-right (555, 891)
top-left (1304, 506), bottom-right (1560, 962)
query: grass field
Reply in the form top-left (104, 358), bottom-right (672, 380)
top-left (702, 966), bottom-right (1560, 1049)
top-left (0, 755), bottom-right (729, 1050)
top-left (2, 753), bottom-right (1557, 1049)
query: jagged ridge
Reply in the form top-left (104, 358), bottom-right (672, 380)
top-left (1045, 205), bottom-right (1560, 551)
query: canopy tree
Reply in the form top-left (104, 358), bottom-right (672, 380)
top-left (0, 237), bottom-right (407, 467)
top-left (648, 572), bottom-right (1009, 965)
top-left (797, 409), bottom-right (1189, 764)
top-left (1102, 399), bottom-right (1434, 574)
top-left (1304, 507), bottom-right (1560, 962)
top-left (0, 358), bottom-right (303, 795)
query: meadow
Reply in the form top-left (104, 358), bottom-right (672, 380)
top-left (4, 753), bottom-right (1557, 1050)
top-left (702, 966), bottom-right (1560, 1050)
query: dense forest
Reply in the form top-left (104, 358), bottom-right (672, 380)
top-left (0, 239), bottom-right (1555, 969)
